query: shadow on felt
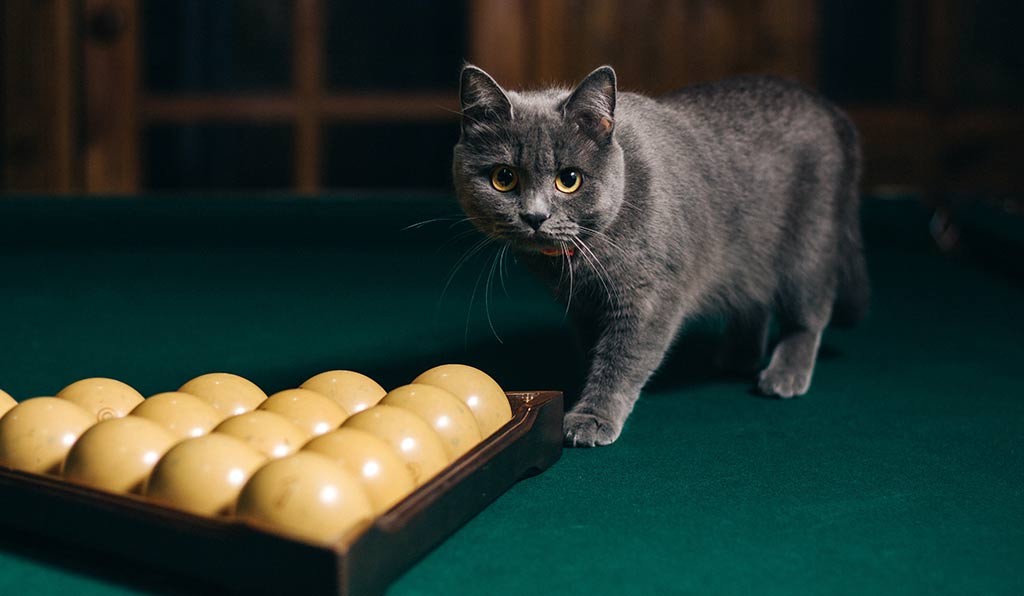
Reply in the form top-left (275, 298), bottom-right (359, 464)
top-left (642, 326), bottom-right (846, 398)
top-left (254, 316), bottom-right (849, 413)
top-left (0, 528), bottom-right (221, 596)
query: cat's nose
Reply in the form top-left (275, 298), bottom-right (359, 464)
top-left (520, 211), bottom-right (550, 231)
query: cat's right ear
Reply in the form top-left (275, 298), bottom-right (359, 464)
top-left (563, 66), bottom-right (616, 145)
top-left (459, 65), bottom-right (512, 135)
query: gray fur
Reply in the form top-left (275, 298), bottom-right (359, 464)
top-left (453, 65), bottom-right (869, 447)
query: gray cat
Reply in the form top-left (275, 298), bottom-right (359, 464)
top-left (452, 65), bottom-right (869, 447)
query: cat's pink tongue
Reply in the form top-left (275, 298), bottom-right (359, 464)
top-left (540, 247), bottom-right (574, 257)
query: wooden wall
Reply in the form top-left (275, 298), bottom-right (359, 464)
top-left (469, 0), bottom-right (1022, 201)
top-left (2, 0), bottom-right (1021, 200)
top-left (2, 0), bottom-right (79, 191)
top-left (471, 0), bottom-right (817, 92)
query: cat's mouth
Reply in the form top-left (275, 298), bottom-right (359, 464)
top-left (513, 235), bottom-right (579, 256)
top-left (487, 224), bottom-right (579, 255)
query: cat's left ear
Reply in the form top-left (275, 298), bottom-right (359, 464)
top-left (459, 65), bottom-right (513, 136)
top-left (563, 66), bottom-right (616, 144)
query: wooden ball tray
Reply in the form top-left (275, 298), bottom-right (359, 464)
top-left (0, 391), bottom-right (563, 595)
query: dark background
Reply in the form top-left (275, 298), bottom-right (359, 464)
top-left (1, 0), bottom-right (1022, 208)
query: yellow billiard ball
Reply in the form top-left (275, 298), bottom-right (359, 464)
top-left (0, 389), bottom-right (16, 418)
top-left (178, 373), bottom-right (267, 417)
top-left (213, 410), bottom-right (311, 459)
top-left (146, 434), bottom-right (267, 517)
top-left (57, 377), bottom-right (144, 422)
top-left (303, 428), bottom-right (416, 514)
top-left (258, 389), bottom-right (349, 437)
top-left (131, 392), bottom-right (225, 439)
top-left (300, 370), bottom-right (386, 414)
top-left (62, 416), bottom-right (177, 494)
top-left (0, 397), bottom-right (95, 474)
top-left (380, 384), bottom-right (482, 460)
top-left (236, 452), bottom-right (373, 545)
top-left (342, 405), bottom-right (450, 486)
top-left (413, 364), bottom-right (511, 437)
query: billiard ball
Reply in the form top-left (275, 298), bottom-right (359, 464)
top-left (213, 410), bottom-right (311, 459)
top-left (0, 397), bottom-right (95, 474)
top-left (131, 392), bottom-right (224, 439)
top-left (300, 370), bottom-right (386, 414)
top-left (342, 405), bottom-right (450, 486)
top-left (56, 377), bottom-right (144, 422)
top-left (146, 433), bottom-right (267, 516)
top-left (62, 416), bottom-right (177, 494)
top-left (380, 384), bottom-right (482, 460)
top-left (303, 428), bottom-right (416, 514)
top-left (258, 389), bottom-right (349, 437)
top-left (0, 389), bottom-right (15, 418)
top-left (178, 373), bottom-right (267, 417)
top-left (413, 364), bottom-right (511, 437)
top-left (236, 452), bottom-right (374, 545)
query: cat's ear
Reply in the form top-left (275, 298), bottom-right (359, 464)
top-left (563, 66), bottom-right (617, 144)
top-left (459, 65), bottom-right (512, 135)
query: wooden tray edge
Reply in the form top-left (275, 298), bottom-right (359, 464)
top-left (0, 391), bottom-right (565, 595)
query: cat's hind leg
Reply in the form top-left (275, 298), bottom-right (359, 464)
top-left (757, 278), bottom-right (834, 398)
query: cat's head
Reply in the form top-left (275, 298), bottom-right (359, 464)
top-left (452, 65), bottom-right (625, 253)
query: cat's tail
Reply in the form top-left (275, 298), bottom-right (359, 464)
top-left (830, 107), bottom-right (870, 328)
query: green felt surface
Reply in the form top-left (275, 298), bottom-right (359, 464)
top-left (0, 196), bottom-right (1021, 595)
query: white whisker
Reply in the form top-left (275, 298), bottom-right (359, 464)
top-left (464, 245), bottom-right (493, 347)
top-left (484, 246), bottom-right (503, 344)
top-left (435, 227), bottom-right (486, 255)
top-left (498, 243), bottom-right (511, 298)
top-left (402, 215), bottom-right (474, 231)
top-left (578, 225), bottom-right (629, 257)
top-left (439, 236), bottom-right (493, 311)
top-left (573, 236), bottom-right (617, 308)
top-left (447, 216), bottom-right (481, 230)
top-left (562, 240), bottom-right (575, 318)
top-left (436, 104), bottom-right (478, 123)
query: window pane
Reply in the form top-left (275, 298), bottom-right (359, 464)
top-left (323, 122), bottom-right (459, 190)
top-left (325, 1), bottom-right (467, 91)
top-left (143, 0), bottom-right (292, 94)
top-left (144, 124), bottom-right (294, 190)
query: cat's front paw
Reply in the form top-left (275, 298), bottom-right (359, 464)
top-left (564, 411), bottom-right (621, 447)
top-left (757, 366), bottom-right (811, 398)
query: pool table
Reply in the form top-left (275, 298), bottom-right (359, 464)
top-left (0, 194), bottom-right (1021, 595)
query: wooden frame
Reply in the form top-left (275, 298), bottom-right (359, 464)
top-left (83, 0), bottom-right (139, 193)
top-left (81, 0), bottom-right (461, 194)
top-left (1, 0), bottom-right (79, 191)
top-left (2, 0), bottom-right (1020, 198)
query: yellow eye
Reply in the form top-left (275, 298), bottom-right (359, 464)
top-left (490, 166), bottom-right (518, 192)
top-left (555, 169), bottom-right (582, 193)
